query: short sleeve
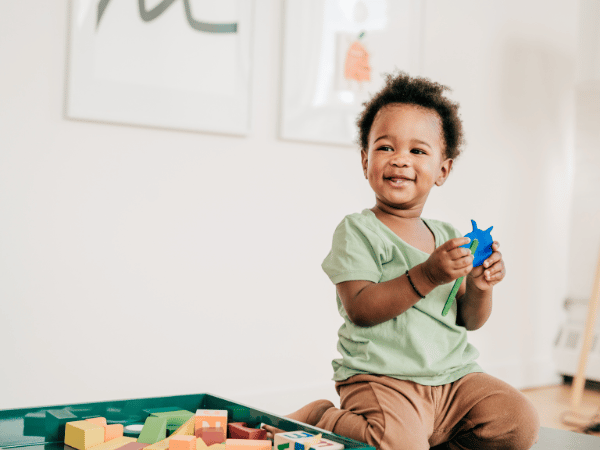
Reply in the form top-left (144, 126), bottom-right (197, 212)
top-left (322, 215), bottom-right (384, 284)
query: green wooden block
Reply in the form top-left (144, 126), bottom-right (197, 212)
top-left (151, 411), bottom-right (194, 433)
top-left (137, 417), bottom-right (167, 444)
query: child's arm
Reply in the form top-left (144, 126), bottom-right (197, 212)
top-left (456, 241), bottom-right (505, 330)
top-left (337, 237), bottom-right (473, 327)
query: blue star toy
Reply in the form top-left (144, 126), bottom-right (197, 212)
top-left (442, 220), bottom-right (494, 316)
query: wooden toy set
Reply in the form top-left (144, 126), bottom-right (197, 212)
top-left (0, 394), bottom-right (371, 450)
top-left (62, 408), bottom-right (277, 450)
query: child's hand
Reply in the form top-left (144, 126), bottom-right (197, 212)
top-left (422, 237), bottom-right (474, 286)
top-left (468, 241), bottom-right (505, 290)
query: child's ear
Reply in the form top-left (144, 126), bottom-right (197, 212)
top-left (361, 150), bottom-right (368, 178)
top-left (435, 158), bottom-right (454, 186)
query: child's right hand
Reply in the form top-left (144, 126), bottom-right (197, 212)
top-left (422, 237), bottom-right (474, 286)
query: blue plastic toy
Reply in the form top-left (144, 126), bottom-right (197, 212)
top-left (441, 220), bottom-right (494, 316)
top-left (461, 220), bottom-right (494, 268)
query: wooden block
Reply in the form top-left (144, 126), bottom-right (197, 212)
top-left (64, 420), bottom-right (105, 450)
top-left (104, 424), bottom-right (124, 441)
top-left (195, 438), bottom-right (208, 450)
top-left (227, 423), bottom-right (267, 440)
top-left (195, 428), bottom-right (224, 446)
top-left (194, 410), bottom-right (227, 438)
top-left (151, 411), bottom-right (194, 434)
top-left (23, 411), bottom-right (46, 437)
top-left (170, 417), bottom-right (195, 437)
top-left (114, 443), bottom-right (149, 450)
top-left (274, 431), bottom-right (324, 450)
top-left (306, 438), bottom-right (344, 450)
top-left (84, 417), bottom-right (122, 442)
top-left (142, 437), bottom-right (171, 450)
top-left (206, 445), bottom-right (225, 450)
top-left (86, 436), bottom-right (136, 450)
top-left (46, 408), bottom-right (79, 441)
top-left (225, 439), bottom-right (272, 450)
top-left (138, 417), bottom-right (167, 444)
top-left (169, 435), bottom-right (196, 450)
top-left (85, 418), bottom-right (107, 427)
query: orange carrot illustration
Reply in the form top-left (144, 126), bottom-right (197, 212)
top-left (344, 31), bottom-right (371, 83)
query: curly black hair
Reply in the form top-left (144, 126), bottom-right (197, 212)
top-left (357, 72), bottom-right (464, 160)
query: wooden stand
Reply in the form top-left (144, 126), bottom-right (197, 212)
top-left (570, 245), bottom-right (600, 410)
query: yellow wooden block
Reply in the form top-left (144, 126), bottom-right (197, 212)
top-left (207, 444), bottom-right (224, 450)
top-left (171, 417), bottom-right (195, 436)
top-left (64, 420), bottom-right (105, 450)
top-left (142, 437), bottom-right (170, 450)
top-left (89, 436), bottom-right (136, 450)
top-left (195, 438), bottom-right (208, 450)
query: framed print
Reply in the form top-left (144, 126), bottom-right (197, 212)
top-left (280, 0), bottom-right (422, 146)
top-left (66, 0), bottom-right (254, 135)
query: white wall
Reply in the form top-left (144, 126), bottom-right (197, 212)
top-left (0, 0), bottom-right (578, 414)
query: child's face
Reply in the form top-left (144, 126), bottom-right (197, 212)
top-left (361, 103), bottom-right (453, 215)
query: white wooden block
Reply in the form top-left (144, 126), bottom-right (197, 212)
top-left (273, 431), bottom-right (343, 450)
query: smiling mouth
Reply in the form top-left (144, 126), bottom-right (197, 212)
top-left (386, 177), bottom-right (413, 185)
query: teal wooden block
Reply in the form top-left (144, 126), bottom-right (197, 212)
top-left (45, 408), bottom-right (78, 441)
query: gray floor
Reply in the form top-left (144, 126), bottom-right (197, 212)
top-left (532, 427), bottom-right (600, 449)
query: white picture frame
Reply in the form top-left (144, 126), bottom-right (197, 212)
top-left (280, 0), bottom-right (423, 146)
top-left (66, 0), bottom-right (254, 135)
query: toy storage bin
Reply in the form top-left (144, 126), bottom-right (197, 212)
top-left (0, 393), bottom-right (375, 450)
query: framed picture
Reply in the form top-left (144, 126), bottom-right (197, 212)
top-left (280, 0), bottom-right (423, 146)
top-left (66, 0), bottom-right (254, 135)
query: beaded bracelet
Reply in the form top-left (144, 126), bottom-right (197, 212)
top-left (405, 269), bottom-right (425, 299)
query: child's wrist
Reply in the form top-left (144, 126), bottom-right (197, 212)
top-left (411, 263), bottom-right (439, 294)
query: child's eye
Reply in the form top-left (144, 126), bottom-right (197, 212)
top-left (378, 145), bottom-right (393, 152)
top-left (411, 148), bottom-right (426, 154)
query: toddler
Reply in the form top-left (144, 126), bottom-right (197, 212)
top-left (268, 72), bottom-right (540, 450)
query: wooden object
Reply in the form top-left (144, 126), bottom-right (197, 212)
top-left (64, 420), bottom-right (105, 450)
top-left (274, 431), bottom-right (323, 450)
top-left (169, 435), bottom-right (196, 450)
top-left (85, 436), bottom-right (136, 450)
top-left (570, 245), bottom-right (600, 410)
top-left (194, 410), bottom-right (227, 439)
top-left (195, 427), bottom-right (224, 446)
top-left (225, 439), bottom-right (272, 450)
top-left (227, 423), bottom-right (267, 440)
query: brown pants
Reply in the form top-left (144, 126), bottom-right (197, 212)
top-left (315, 373), bottom-right (540, 450)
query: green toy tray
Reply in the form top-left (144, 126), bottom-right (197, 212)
top-left (0, 393), bottom-right (374, 450)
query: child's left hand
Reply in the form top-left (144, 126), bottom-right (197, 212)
top-left (467, 241), bottom-right (505, 290)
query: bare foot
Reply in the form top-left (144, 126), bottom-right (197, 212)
top-left (261, 424), bottom-right (285, 440)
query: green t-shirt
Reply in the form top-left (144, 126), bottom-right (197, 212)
top-left (322, 209), bottom-right (484, 386)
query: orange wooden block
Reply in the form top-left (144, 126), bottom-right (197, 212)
top-left (104, 424), bottom-right (124, 441)
top-left (195, 428), bottom-right (224, 446)
top-left (169, 435), bottom-right (196, 450)
top-left (86, 417), bottom-right (107, 427)
top-left (225, 439), bottom-right (271, 450)
top-left (84, 417), bottom-right (123, 442)
top-left (194, 410), bottom-right (227, 437)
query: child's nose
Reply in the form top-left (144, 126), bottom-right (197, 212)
top-left (390, 150), bottom-right (410, 166)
